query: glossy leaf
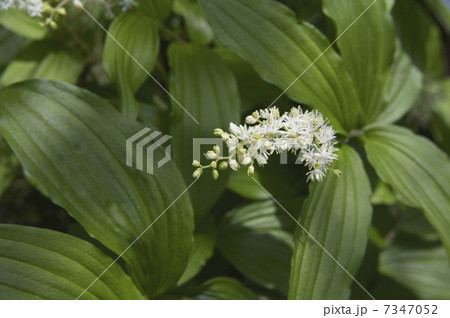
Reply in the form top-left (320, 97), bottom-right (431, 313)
top-left (379, 244), bottom-right (450, 300)
top-left (289, 145), bottom-right (372, 299)
top-left (103, 12), bottom-right (159, 118)
top-left (364, 125), bottom-right (450, 258)
top-left (189, 277), bottom-right (258, 300)
top-left (173, 0), bottom-right (214, 45)
top-left (0, 80), bottom-right (194, 297)
top-left (0, 10), bottom-right (47, 40)
top-left (138, 0), bottom-right (173, 20)
top-left (323, 0), bottom-right (396, 124)
top-left (178, 215), bottom-right (216, 285)
top-left (0, 224), bottom-right (144, 300)
top-left (168, 43), bottom-right (240, 220)
top-left (218, 200), bottom-right (293, 295)
top-left (199, 0), bottom-right (361, 133)
top-left (374, 45), bottom-right (423, 124)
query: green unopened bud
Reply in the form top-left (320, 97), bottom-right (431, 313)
top-left (247, 165), bottom-right (255, 176)
top-left (332, 169), bottom-right (342, 177)
top-left (210, 161), bottom-right (217, 169)
top-left (252, 110), bottom-right (259, 118)
top-left (193, 168), bottom-right (202, 179)
top-left (206, 150), bottom-right (218, 160)
top-left (213, 145), bottom-right (220, 154)
top-left (192, 160), bottom-right (200, 167)
top-left (214, 128), bottom-right (224, 136)
top-left (219, 161), bottom-right (228, 170)
top-left (212, 169), bottom-right (219, 180)
top-left (57, 8), bottom-right (67, 16)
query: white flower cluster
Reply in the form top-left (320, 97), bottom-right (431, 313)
top-left (0, 0), bottom-right (44, 17)
top-left (192, 106), bottom-right (340, 182)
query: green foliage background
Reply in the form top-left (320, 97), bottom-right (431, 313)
top-left (0, 0), bottom-right (449, 300)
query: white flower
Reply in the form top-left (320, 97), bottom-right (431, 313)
top-left (194, 106), bottom-right (339, 182)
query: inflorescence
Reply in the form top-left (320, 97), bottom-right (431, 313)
top-left (192, 106), bottom-right (340, 182)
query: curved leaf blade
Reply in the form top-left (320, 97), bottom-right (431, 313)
top-left (0, 80), bottom-right (194, 297)
top-left (103, 12), bottom-right (159, 118)
top-left (289, 145), bottom-right (372, 299)
top-left (323, 0), bottom-right (396, 123)
top-left (218, 200), bottom-right (293, 295)
top-left (199, 0), bottom-right (361, 133)
top-left (188, 277), bottom-right (259, 300)
top-left (168, 43), bottom-right (240, 220)
top-left (0, 224), bottom-right (143, 300)
top-left (363, 125), bottom-right (450, 258)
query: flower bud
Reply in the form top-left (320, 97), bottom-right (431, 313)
top-left (241, 156), bottom-right (252, 165)
top-left (206, 151), bottom-right (218, 160)
top-left (219, 161), bottom-right (228, 170)
top-left (192, 160), bottom-right (200, 167)
top-left (245, 115), bottom-right (258, 124)
top-left (252, 110), bottom-right (259, 118)
top-left (247, 165), bottom-right (255, 176)
top-left (210, 161), bottom-right (217, 169)
top-left (212, 169), bottom-right (219, 180)
top-left (192, 169), bottom-right (202, 179)
top-left (214, 128), bottom-right (224, 136)
top-left (213, 145), bottom-right (220, 154)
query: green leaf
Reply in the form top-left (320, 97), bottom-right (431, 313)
top-left (374, 45), bottom-right (423, 124)
top-left (0, 224), bottom-right (144, 300)
top-left (199, 0), bottom-right (361, 133)
top-left (0, 27), bottom-right (30, 68)
top-left (289, 145), bottom-right (372, 299)
top-left (323, 0), bottom-right (395, 124)
top-left (103, 12), bottom-right (160, 118)
top-left (0, 80), bottom-right (194, 297)
top-left (0, 137), bottom-right (20, 198)
top-left (0, 10), bottom-right (47, 40)
top-left (227, 168), bottom-right (270, 201)
top-left (379, 244), bottom-right (450, 300)
top-left (423, 0), bottom-right (450, 35)
top-left (188, 277), bottom-right (258, 300)
top-left (393, 0), bottom-right (446, 77)
top-left (173, 0), bottom-right (214, 45)
top-left (138, 0), bottom-right (173, 20)
top-left (429, 79), bottom-right (450, 154)
top-left (178, 215), bottom-right (216, 285)
top-left (363, 125), bottom-right (450, 258)
top-left (218, 200), bottom-right (293, 295)
top-left (168, 43), bottom-right (240, 220)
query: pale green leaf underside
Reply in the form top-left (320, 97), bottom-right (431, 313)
top-left (364, 125), bottom-right (450, 259)
top-left (218, 200), bottom-right (293, 295)
top-left (0, 225), bottom-right (143, 300)
top-left (289, 145), bottom-right (372, 300)
top-left (380, 244), bottom-right (450, 300)
top-left (199, 0), bottom-right (361, 133)
top-left (168, 43), bottom-right (240, 220)
top-left (0, 80), bottom-right (194, 297)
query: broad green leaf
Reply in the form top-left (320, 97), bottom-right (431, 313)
top-left (0, 224), bottom-right (144, 300)
top-left (1, 42), bottom-right (83, 87)
top-left (371, 180), bottom-right (396, 205)
top-left (289, 145), bottom-right (372, 300)
top-left (0, 137), bottom-right (20, 198)
top-left (379, 244), bottom-right (450, 300)
top-left (187, 277), bottom-right (258, 300)
top-left (323, 0), bottom-right (396, 124)
top-left (393, 0), bottom-right (446, 77)
top-left (398, 208), bottom-right (439, 242)
top-left (227, 168), bottom-right (270, 201)
top-left (103, 12), bottom-right (159, 118)
top-left (0, 27), bottom-right (30, 68)
top-left (374, 45), bottom-right (423, 124)
top-left (363, 125), bottom-right (450, 258)
top-left (138, 0), bottom-right (173, 20)
top-left (218, 200), bottom-right (293, 295)
top-left (168, 43), bottom-right (240, 220)
top-left (173, 0), bottom-right (214, 45)
top-left (178, 215), bottom-right (216, 285)
top-left (0, 10), bottom-right (47, 40)
top-left (0, 80), bottom-right (194, 297)
top-left (199, 0), bottom-right (361, 133)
